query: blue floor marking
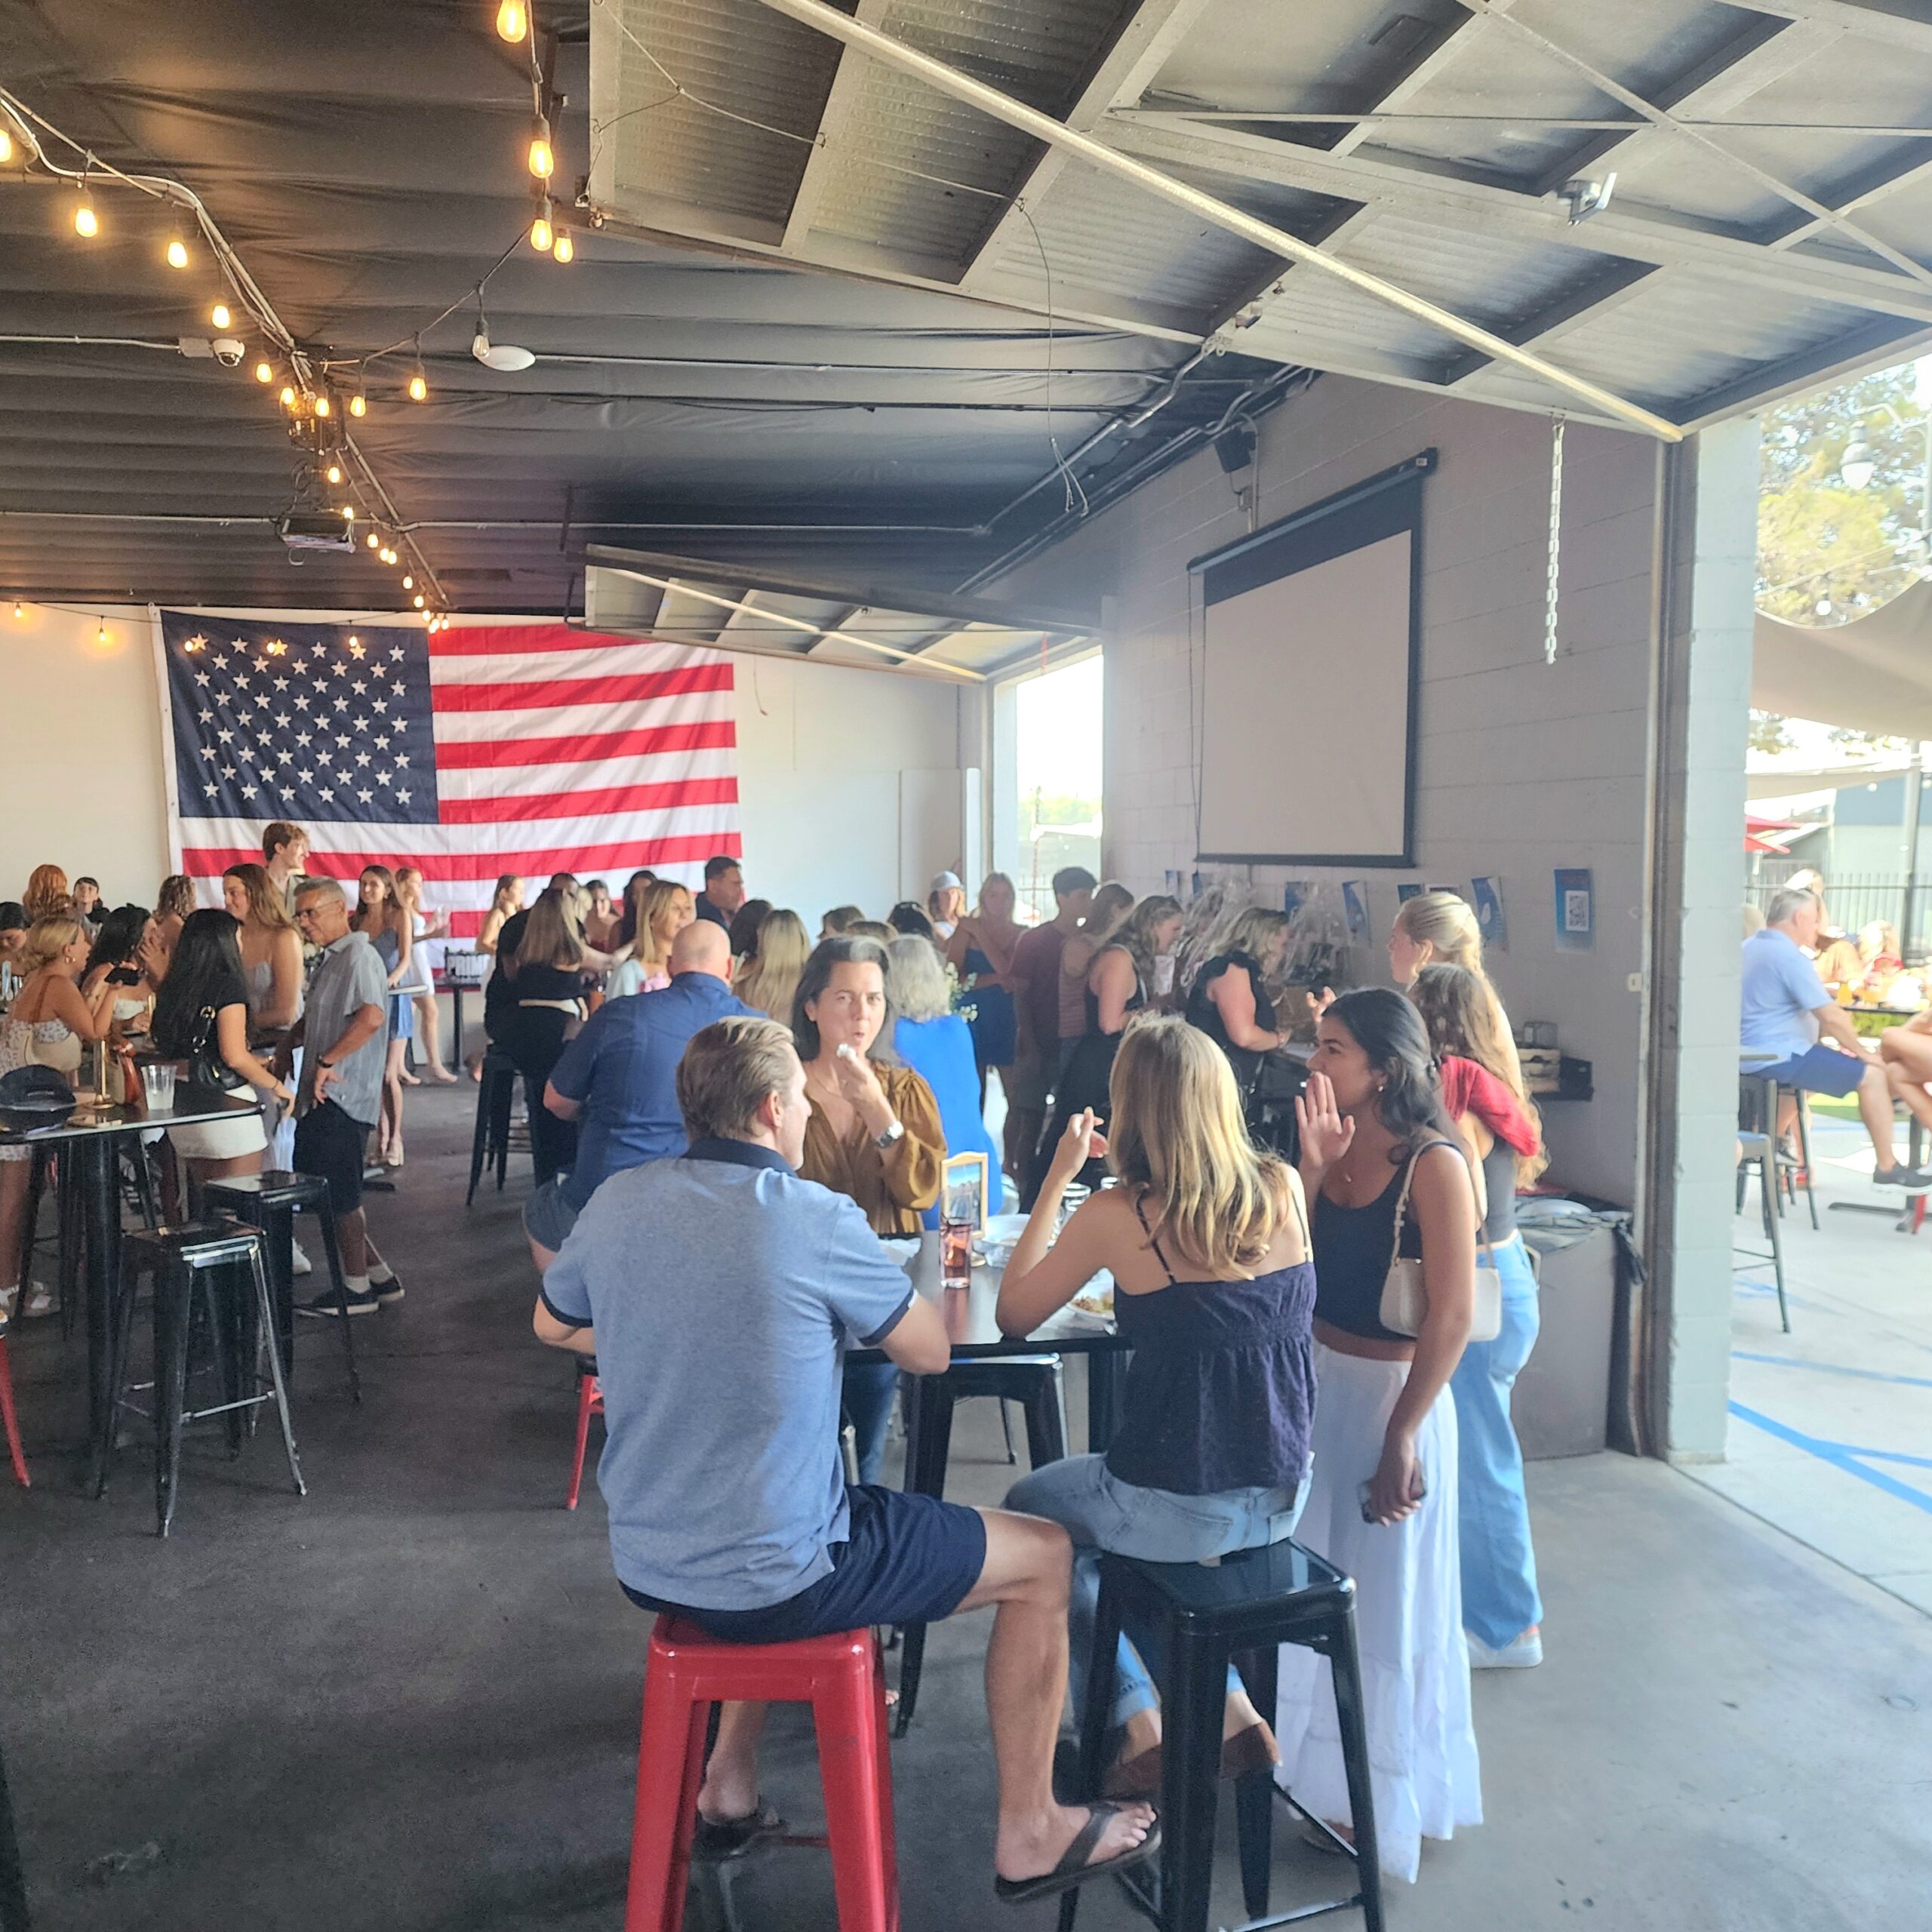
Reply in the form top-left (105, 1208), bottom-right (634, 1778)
top-left (1728, 1402), bottom-right (1932, 1516)
top-left (1732, 1349), bottom-right (1932, 1392)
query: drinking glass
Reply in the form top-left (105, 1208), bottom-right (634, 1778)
top-left (140, 1062), bottom-right (177, 1114)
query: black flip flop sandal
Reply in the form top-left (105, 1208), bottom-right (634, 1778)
top-left (992, 1803), bottom-right (1161, 1906)
top-left (692, 1798), bottom-right (786, 1862)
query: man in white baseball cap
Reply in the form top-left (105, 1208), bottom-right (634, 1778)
top-left (929, 870), bottom-right (965, 940)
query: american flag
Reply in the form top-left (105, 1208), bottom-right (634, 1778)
top-left (161, 611), bottom-right (740, 937)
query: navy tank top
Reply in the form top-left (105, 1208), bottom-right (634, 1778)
top-left (1309, 1140), bottom-right (1458, 1344)
top-left (1103, 1193), bottom-right (1317, 1495)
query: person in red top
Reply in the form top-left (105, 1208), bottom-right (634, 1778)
top-left (1004, 867), bottom-right (1094, 1197)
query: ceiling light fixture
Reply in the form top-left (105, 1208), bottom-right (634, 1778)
top-left (496, 0), bottom-right (528, 42)
top-left (471, 298), bottom-right (536, 372)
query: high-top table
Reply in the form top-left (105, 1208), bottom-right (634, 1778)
top-left (0, 1088), bottom-right (262, 1474)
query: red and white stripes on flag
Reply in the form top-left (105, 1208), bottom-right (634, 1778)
top-left (169, 619), bottom-right (739, 937)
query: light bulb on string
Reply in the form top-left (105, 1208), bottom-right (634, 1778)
top-left (254, 358), bottom-right (273, 383)
top-left (496, 0), bottom-right (528, 42)
top-left (73, 183), bottom-right (97, 238)
top-left (211, 302), bottom-right (232, 330)
top-left (528, 118), bottom-right (554, 180)
top-left (11, 602), bottom-right (22, 621)
top-left (365, 530), bottom-right (380, 551)
top-left (340, 506), bottom-right (355, 522)
top-left (314, 393), bottom-right (331, 418)
top-left (529, 198), bottom-right (554, 254)
top-left (413, 593), bottom-right (426, 610)
top-left (166, 238), bottom-right (189, 269)
top-left (402, 574), bottom-right (414, 589)
top-left (325, 462), bottom-right (343, 485)
top-left (96, 618), bottom-right (109, 645)
top-left (279, 383), bottom-right (297, 408)
top-left (349, 389), bottom-right (366, 418)
top-left (0, 130), bottom-right (12, 165)
top-left (408, 346), bottom-right (427, 401)
top-left (552, 229), bottom-right (574, 265)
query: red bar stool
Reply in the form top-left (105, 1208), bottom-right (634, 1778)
top-left (0, 1336), bottom-right (27, 1488)
top-left (565, 1356), bottom-right (603, 1510)
top-left (626, 1617), bottom-right (898, 1932)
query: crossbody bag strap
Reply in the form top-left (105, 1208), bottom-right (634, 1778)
top-left (1386, 1148), bottom-right (1423, 1276)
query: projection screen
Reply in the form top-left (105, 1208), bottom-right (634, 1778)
top-left (1192, 453), bottom-right (1432, 866)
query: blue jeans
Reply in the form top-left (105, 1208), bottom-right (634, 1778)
top-left (1005, 1454), bottom-right (1306, 1730)
top-left (843, 1361), bottom-right (900, 1487)
top-left (1450, 1232), bottom-right (1544, 1647)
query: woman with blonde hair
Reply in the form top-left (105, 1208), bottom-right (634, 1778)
top-left (143, 873), bottom-right (198, 980)
top-left (22, 865), bottom-right (70, 923)
top-left (352, 866), bottom-right (414, 1168)
top-left (734, 907), bottom-right (811, 1023)
top-left (0, 917), bottom-right (120, 1321)
top-left (1187, 906), bottom-right (1293, 1097)
top-left (887, 934), bottom-right (999, 1201)
top-left (998, 1015), bottom-right (1315, 1795)
top-left (946, 872), bottom-right (1022, 1116)
top-left (1387, 891), bottom-right (1522, 1086)
top-left (1408, 962), bottom-right (1547, 1671)
top-left (608, 877), bottom-right (694, 999)
top-left (394, 866), bottom-right (458, 1083)
top-left (477, 874), bottom-right (524, 956)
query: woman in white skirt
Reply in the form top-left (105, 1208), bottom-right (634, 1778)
top-left (1277, 988), bottom-right (1482, 1881)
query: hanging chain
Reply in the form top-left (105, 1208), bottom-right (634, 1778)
top-left (1544, 412), bottom-right (1566, 666)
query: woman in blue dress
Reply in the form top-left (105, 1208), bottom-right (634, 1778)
top-left (887, 934), bottom-right (1001, 1222)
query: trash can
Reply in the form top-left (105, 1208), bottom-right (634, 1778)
top-left (1514, 1198), bottom-right (1626, 1460)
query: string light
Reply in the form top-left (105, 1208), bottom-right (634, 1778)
top-left (211, 302), bottom-right (232, 329)
top-left (529, 198), bottom-right (554, 254)
top-left (365, 530), bottom-right (380, 550)
top-left (72, 183), bottom-right (97, 238)
top-left (528, 118), bottom-right (554, 180)
top-left (340, 506), bottom-right (355, 521)
top-left (348, 635), bottom-right (360, 648)
top-left (0, 130), bottom-right (11, 165)
top-left (11, 601), bottom-right (22, 621)
top-left (552, 229), bottom-right (574, 265)
top-left (278, 383), bottom-right (297, 408)
top-left (314, 392), bottom-right (331, 418)
top-left (413, 593), bottom-right (426, 609)
top-left (325, 462), bottom-right (343, 485)
top-left (254, 358), bottom-right (273, 383)
top-left (349, 389), bottom-right (367, 418)
top-left (408, 343), bottom-right (427, 402)
top-left (496, 0), bottom-right (528, 42)
top-left (96, 617), bottom-right (109, 645)
top-left (165, 238), bottom-right (189, 269)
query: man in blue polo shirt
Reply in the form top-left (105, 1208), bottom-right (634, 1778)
top-left (1742, 884), bottom-right (1929, 1189)
top-left (523, 921), bottom-right (755, 1266)
top-left (531, 1016), bottom-right (1155, 1903)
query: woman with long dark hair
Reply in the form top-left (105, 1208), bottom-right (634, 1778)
top-left (81, 905), bottom-right (156, 1038)
top-left (1409, 963), bottom-right (1547, 1672)
top-left (1275, 987), bottom-right (1482, 1881)
top-left (792, 935), bottom-right (944, 1485)
top-left (150, 909), bottom-right (290, 1182)
top-left (727, 897), bottom-right (774, 963)
top-left (500, 888), bottom-right (591, 1186)
top-left (999, 1017), bottom-right (1315, 1796)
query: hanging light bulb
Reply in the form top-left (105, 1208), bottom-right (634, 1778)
top-left (529, 198), bottom-right (554, 254)
top-left (349, 389), bottom-right (367, 418)
top-left (165, 238), bottom-right (189, 269)
top-left (408, 365), bottom-right (427, 403)
top-left (254, 358), bottom-right (273, 384)
top-left (402, 574), bottom-right (414, 589)
top-left (0, 130), bottom-right (12, 166)
top-left (11, 601), bottom-right (23, 620)
top-left (325, 462), bottom-right (343, 485)
top-left (496, 0), bottom-right (528, 42)
top-left (96, 618), bottom-right (109, 645)
top-left (73, 185), bottom-right (97, 238)
top-left (365, 530), bottom-right (380, 550)
top-left (340, 505), bottom-right (355, 522)
top-left (413, 593), bottom-right (426, 610)
top-left (528, 117), bottom-right (555, 180)
top-left (210, 302), bottom-right (232, 330)
top-left (314, 392), bottom-right (331, 418)
top-left (553, 229), bottom-right (574, 265)
top-left (279, 383), bottom-right (297, 408)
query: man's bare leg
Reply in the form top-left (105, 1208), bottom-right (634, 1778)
top-left (697, 1703), bottom-right (769, 1822)
top-left (954, 1509), bottom-right (1155, 1884)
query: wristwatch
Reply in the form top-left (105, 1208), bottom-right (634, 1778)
top-left (873, 1118), bottom-right (906, 1151)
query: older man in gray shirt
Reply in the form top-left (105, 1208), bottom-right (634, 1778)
top-left (276, 876), bottom-right (401, 1318)
top-left (534, 1015), bottom-right (1155, 1903)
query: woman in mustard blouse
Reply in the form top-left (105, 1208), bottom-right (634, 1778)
top-left (793, 934), bottom-right (946, 1481)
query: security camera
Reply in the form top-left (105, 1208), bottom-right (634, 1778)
top-left (1560, 173), bottom-right (1616, 224)
top-left (211, 337), bottom-right (246, 367)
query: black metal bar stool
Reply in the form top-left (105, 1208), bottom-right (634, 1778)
top-left (1735, 1070), bottom-right (1791, 1331)
top-left (201, 1171), bottom-right (360, 1404)
top-left (467, 1048), bottom-right (518, 1204)
top-left (99, 1220), bottom-right (306, 1536)
top-left (1061, 1540), bottom-right (1385, 1932)
top-left (892, 1354), bottom-right (1067, 1737)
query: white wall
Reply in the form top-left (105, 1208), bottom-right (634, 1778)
top-left (0, 603), bottom-right (972, 932)
top-left (991, 376), bottom-right (1663, 1202)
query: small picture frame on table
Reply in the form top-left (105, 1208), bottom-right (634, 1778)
top-left (943, 1150), bottom-right (990, 1232)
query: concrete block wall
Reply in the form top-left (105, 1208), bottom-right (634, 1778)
top-left (992, 375), bottom-right (1666, 1203)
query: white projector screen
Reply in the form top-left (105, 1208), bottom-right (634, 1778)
top-left (1192, 457), bottom-right (1428, 866)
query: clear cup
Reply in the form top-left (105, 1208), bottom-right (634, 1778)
top-left (140, 1062), bottom-right (177, 1115)
top-left (1154, 954), bottom-right (1176, 998)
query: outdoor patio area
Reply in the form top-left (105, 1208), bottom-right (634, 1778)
top-left (1702, 1110), bottom-right (1932, 1616)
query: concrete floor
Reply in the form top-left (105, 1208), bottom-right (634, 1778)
top-left (2, 1086), bottom-right (1929, 1932)
top-left (1697, 1112), bottom-right (1932, 1614)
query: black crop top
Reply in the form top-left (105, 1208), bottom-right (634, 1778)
top-left (1309, 1140), bottom-right (1459, 1344)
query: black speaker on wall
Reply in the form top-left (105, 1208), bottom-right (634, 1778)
top-left (1213, 423), bottom-right (1257, 475)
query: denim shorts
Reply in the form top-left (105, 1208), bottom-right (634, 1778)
top-left (1755, 1041), bottom-right (1868, 1099)
top-left (623, 1485), bottom-right (988, 1643)
top-left (523, 1175), bottom-right (580, 1254)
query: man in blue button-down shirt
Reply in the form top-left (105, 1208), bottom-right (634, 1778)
top-left (524, 920), bottom-right (756, 1265)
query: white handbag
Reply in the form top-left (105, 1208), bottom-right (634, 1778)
top-left (1377, 1145), bottom-right (1503, 1343)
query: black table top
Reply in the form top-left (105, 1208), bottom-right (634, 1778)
top-left (848, 1230), bottom-right (1124, 1364)
top-left (0, 1089), bottom-right (260, 1146)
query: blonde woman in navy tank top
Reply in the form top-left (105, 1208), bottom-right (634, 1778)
top-left (997, 1016), bottom-right (1317, 1801)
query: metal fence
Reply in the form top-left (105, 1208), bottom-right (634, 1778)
top-left (1746, 862), bottom-right (1932, 958)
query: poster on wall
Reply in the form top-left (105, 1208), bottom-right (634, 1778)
top-left (1281, 880), bottom-right (1312, 921)
top-left (1471, 876), bottom-right (1507, 952)
top-left (1554, 868), bottom-right (1594, 949)
top-left (1343, 881), bottom-right (1370, 943)
top-left (1396, 881), bottom-right (1424, 904)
